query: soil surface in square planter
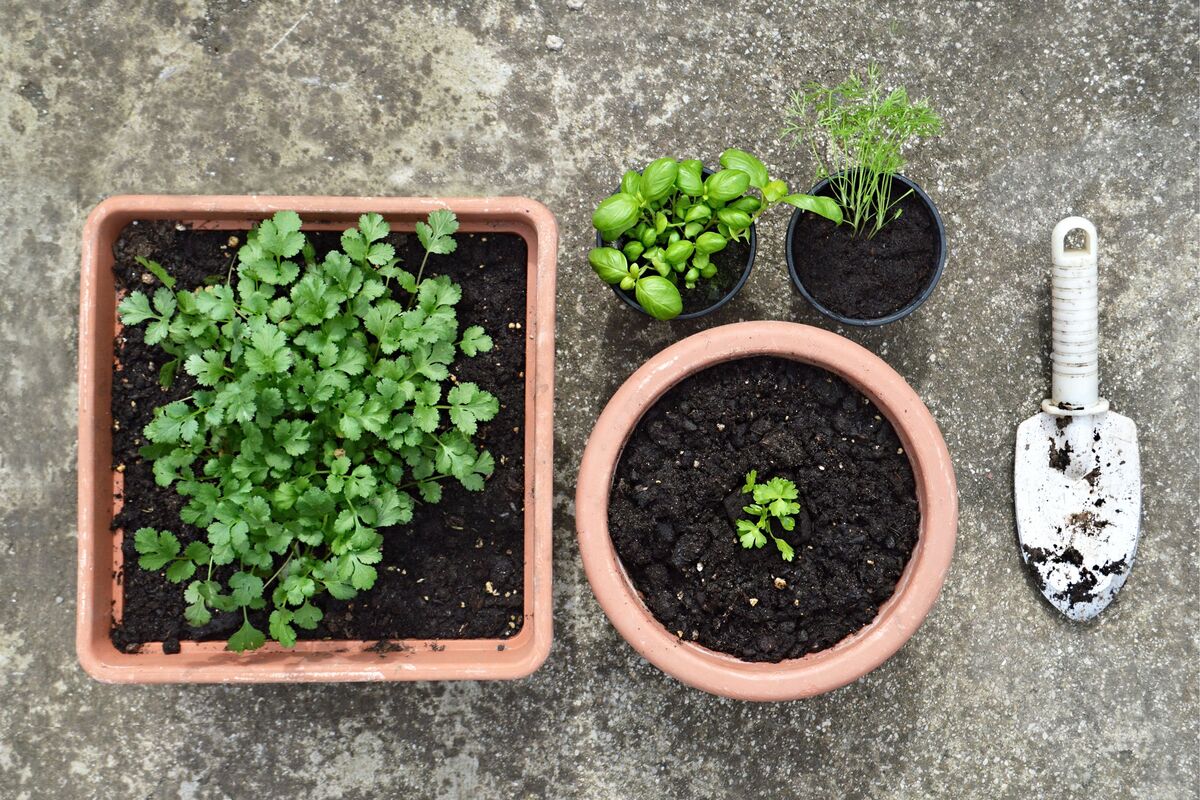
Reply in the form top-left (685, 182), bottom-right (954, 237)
top-left (791, 181), bottom-right (939, 320)
top-left (608, 356), bottom-right (919, 662)
top-left (613, 236), bottom-right (752, 316)
top-left (110, 221), bottom-right (527, 653)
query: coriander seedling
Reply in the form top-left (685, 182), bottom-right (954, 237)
top-left (736, 470), bottom-right (801, 562)
top-left (121, 210), bottom-right (498, 651)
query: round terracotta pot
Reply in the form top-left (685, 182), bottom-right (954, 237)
top-left (575, 321), bottom-right (957, 701)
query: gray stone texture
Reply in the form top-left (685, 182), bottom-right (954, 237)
top-left (0, 1), bottom-right (1196, 797)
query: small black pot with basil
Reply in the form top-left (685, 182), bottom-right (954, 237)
top-left (786, 172), bottom-right (945, 326)
top-left (589, 151), bottom-right (841, 321)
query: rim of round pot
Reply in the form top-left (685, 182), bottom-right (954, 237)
top-left (596, 167), bottom-right (757, 321)
top-left (575, 321), bottom-right (957, 701)
top-left (785, 173), bottom-right (947, 327)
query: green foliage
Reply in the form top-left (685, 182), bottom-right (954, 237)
top-left (782, 64), bottom-right (942, 236)
top-left (589, 151), bottom-right (840, 320)
top-left (735, 470), bottom-right (801, 562)
top-left (121, 210), bottom-right (497, 651)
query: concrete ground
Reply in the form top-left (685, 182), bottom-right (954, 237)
top-left (1, 1), bottom-right (1196, 797)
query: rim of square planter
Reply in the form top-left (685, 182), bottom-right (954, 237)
top-left (785, 173), bottom-right (946, 327)
top-left (575, 321), bottom-right (957, 701)
top-left (77, 195), bottom-right (557, 683)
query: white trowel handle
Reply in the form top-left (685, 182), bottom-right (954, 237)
top-left (1043, 217), bottom-right (1108, 416)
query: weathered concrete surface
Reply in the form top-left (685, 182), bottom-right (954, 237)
top-left (1, 1), bottom-right (1196, 797)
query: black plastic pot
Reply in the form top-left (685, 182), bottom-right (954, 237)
top-left (596, 168), bottom-right (757, 321)
top-left (785, 173), bottom-right (946, 327)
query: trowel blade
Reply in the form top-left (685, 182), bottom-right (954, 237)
top-left (1014, 410), bottom-right (1141, 620)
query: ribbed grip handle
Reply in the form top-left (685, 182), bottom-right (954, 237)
top-left (1044, 216), bottom-right (1106, 415)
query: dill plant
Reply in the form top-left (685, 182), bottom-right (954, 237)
top-left (783, 65), bottom-right (942, 237)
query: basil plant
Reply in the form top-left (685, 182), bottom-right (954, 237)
top-left (589, 149), bottom-right (842, 320)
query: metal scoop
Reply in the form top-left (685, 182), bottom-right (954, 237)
top-left (1014, 217), bottom-right (1142, 621)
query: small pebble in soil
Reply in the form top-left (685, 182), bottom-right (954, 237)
top-left (567, 0), bottom-right (584, 8)
top-left (774, 577), bottom-right (787, 590)
top-left (545, 34), bottom-right (564, 50)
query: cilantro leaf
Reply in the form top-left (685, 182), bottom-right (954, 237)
top-left (447, 382), bottom-right (499, 436)
top-left (416, 209), bottom-right (459, 255)
top-left (228, 619), bottom-right (266, 652)
top-left (358, 213), bottom-right (389, 243)
top-left (134, 528), bottom-right (179, 570)
top-left (117, 292), bottom-right (155, 325)
top-left (269, 609), bottom-right (297, 648)
top-left (184, 350), bottom-right (227, 386)
top-left (458, 325), bottom-right (493, 357)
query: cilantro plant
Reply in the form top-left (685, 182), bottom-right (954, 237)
top-left (782, 65), bottom-right (942, 236)
top-left (736, 471), bottom-right (801, 562)
top-left (588, 149), bottom-right (841, 320)
top-left (119, 210), bottom-right (498, 651)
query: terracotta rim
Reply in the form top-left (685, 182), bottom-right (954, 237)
top-left (575, 322), bottom-right (957, 701)
top-left (78, 195), bottom-right (557, 683)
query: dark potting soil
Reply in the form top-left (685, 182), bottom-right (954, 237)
top-left (109, 221), bottom-right (527, 652)
top-left (613, 237), bottom-right (752, 316)
top-left (608, 357), bottom-right (920, 662)
top-left (791, 177), bottom-right (941, 320)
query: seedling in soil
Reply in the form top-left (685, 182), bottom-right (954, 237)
top-left (782, 65), bottom-right (942, 237)
top-left (589, 150), bottom-right (841, 320)
top-left (121, 210), bottom-right (498, 651)
top-left (736, 470), bottom-right (801, 562)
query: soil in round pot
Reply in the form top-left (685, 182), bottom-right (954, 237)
top-left (604, 232), bottom-right (754, 318)
top-left (788, 174), bottom-right (943, 322)
top-left (608, 356), bottom-right (919, 663)
top-left (109, 221), bottom-right (527, 652)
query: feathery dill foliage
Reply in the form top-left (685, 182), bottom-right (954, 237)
top-left (783, 65), bottom-right (942, 237)
top-left (736, 471), bottom-right (801, 562)
top-left (118, 210), bottom-right (497, 651)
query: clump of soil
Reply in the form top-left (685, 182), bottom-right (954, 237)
top-left (608, 356), bottom-right (920, 662)
top-left (109, 220), bottom-right (527, 652)
top-left (790, 176), bottom-right (941, 320)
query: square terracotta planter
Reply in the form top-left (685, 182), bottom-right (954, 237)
top-left (77, 195), bottom-right (557, 683)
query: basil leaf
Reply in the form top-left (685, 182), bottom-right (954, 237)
top-left (588, 247), bottom-right (629, 284)
top-left (783, 194), bottom-right (844, 225)
top-left (718, 148), bottom-right (769, 189)
top-left (717, 209), bottom-right (752, 232)
top-left (676, 160), bottom-right (705, 196)
top-left (664, 240), bottom-right (694, 264)
top-left (620, 170), bottom-right (640, 196)
top-left (704, 169), bottom-right (751, 203)
top-left (639, 158), bottom-right (679, 202)
top-left (695, 232), bottom-right (728, 255)
top-left (634, 276), bottom-right (683, 320)
top-left (592, 193), bottom-right (640, 237)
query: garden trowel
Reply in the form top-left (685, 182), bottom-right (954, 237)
top-left (1014, 217), bottom-right (1141, 621)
